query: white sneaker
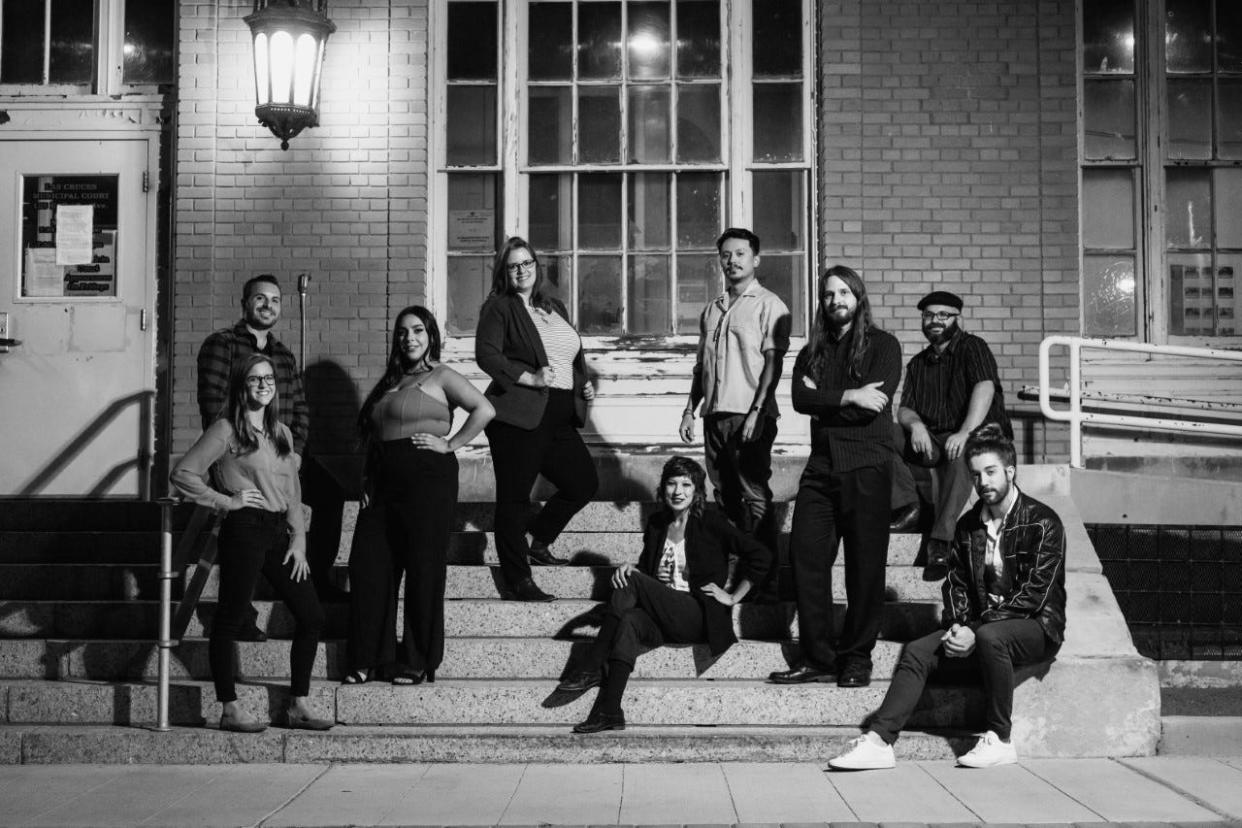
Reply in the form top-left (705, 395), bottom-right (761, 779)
top-left (957, 730), bottom-right (1018, 767)
top-left (827, 733), bottom-right (896, 770)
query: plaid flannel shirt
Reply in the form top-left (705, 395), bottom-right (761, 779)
top-left (196, 321), bottom-right (309, 456)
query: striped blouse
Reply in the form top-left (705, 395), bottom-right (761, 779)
top-left (526, 304), bottom-right (580, 390)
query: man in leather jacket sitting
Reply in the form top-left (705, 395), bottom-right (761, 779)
top-left (828, 422), bottom-right (1066, 770)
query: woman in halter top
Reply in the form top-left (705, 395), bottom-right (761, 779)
top-left (345, 306), bottom-right (494, 685)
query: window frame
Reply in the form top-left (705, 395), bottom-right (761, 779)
top-left (429, 0), bottom-right (816, 351)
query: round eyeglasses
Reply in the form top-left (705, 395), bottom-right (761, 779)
top-left (246, 376), bottom-right (277, 387)
top-left (921, 311), bottom-right (959, 322)
top-left (506, 259), bottom-right (537, 275)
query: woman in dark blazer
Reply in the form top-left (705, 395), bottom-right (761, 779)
top-left (556, 456), bottom-right (773, 733)
top-left (476, 236), bottom-right (598, 602)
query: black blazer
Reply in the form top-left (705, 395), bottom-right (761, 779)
top-left (475, 294), bottom-right (589, 430)
top-left (636, 509), bottom-right (774, 657)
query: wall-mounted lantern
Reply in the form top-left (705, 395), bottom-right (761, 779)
top-left (244, 0), bottom-right (336, 150)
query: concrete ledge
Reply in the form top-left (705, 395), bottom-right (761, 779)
top-left (1158, 716), bottom-right (1242, 755)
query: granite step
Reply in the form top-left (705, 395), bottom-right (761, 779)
top-left (0, 723), bottom-right (968, 765)
top-left (0, 532), bottom-right (159, 564)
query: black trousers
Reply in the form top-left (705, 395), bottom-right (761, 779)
top-left (302, 453), bottom-right (346, 596)
top-left (211, 508), bottom-right (325, 702)
top-left (486, 389), bottom-right (598, 587)
top-left (703, 413), bottom-right (779, 549)
top-left (348, 441), bottom-right (458, 674)
top-left (869, 619), bottom-right (1053, 743)
top-left (788, 457), bottom-right (892, 671)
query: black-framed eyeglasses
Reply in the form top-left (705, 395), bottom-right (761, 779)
top-left (246, 376), bottom-right (277, 387)
top-left (506, 259), bottom-right (537, 275)
top-left (921, 311), bottom-right (959, 322)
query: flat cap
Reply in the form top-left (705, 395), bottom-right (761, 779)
top-left (917, 290), bottom-right (963, 311)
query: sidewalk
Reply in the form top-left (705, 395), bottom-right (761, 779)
top-left (0, 757), bottom-right (1240, 827)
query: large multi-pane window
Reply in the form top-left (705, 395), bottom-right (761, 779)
top-left (1081, 0), bottom-right (1242, 341)
top-left (437, 0), bottom-right (812, 339)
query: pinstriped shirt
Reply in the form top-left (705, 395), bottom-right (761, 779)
top-left (899, 327), bottom-right (1011, 438)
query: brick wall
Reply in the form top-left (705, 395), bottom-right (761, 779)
top-left (172, 0), bottom-right (429, 460)
top-left (817, 0), bottom-right (1078, 463)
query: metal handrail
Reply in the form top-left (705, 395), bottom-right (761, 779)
top-left (155, 497), bottom-right (178, 732)
top-left (1038, 335), bottom-right (1242, 468)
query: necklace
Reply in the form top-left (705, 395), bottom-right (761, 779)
top-left (403, 362), bottom-right (433, 376)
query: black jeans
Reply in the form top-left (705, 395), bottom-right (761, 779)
top-left (703, 413), bottom-right (779, 551)
top-left (869, 619), bottom-right (1052, 743)
top-left (788, 458), bottom-right (892, 672)
top-left (486, 389), bottom-right (598, 587)
top-left (211, 508), bottom-right (324, 702)
top-left (348, 441), bottom-right (457, 674)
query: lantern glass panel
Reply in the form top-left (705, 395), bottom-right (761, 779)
top-left (270, 30), bottom-right (294, 105)
top-left (254, 32), bottom-right (269, 104)
top-left (294, 33), bottom-right (317, 106)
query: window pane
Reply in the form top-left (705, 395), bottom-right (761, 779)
top-left (448, 2), bottom-right (497, 80)
top-left (753, 82), bottom-right (803, 162)
top-left (579, 2), bottom-right (622, 80)
top-left (1220, 0), bottom-right (1242, 71)
top-left (1168, 79), bottom-right (1212, 159)
top-left (629, 173), bottom-right (670, 250)
top-left (49, 0), bottom-right (94, 84)
top-left (1083, 255), bottom-right (1138, 336)
top-left (1082, 0), bottom-right (1135, 73)
top-left (529, 173), bottom-right (573, 251)
top-left (579, 174), bottom-right (622, 248)
top-left (123, 0), bottom-right (174, 84)
top-left (753, 0), bottom-right (801, 77)
top-left (676, 172), bottom-right (720, 247)
top-left (447, 257), bottom-right (493, 335)
top-left (675, 253), bottom-right (719, 334)
top-left (529, 2), bottom-right (572, 80)
top-left (1168, 254), bottom-right (1213, 335)
top-left (629, 85), bottom-right (671, 163)
top-left (676, 83), bottom-right (721, 162)
top-left (628, 255), bottom-right (671, 333)
top-left (541, 254), bottom-right (572, 308)
top-left (753, 171), bottom-right (805, 252)
top-left (528, 86), bottom-right (573, 164)
top-left (1165, 168), bottom-right (1211, 248)
top-left (1084, 79), bottom-right (1136, 159)
top-left (675, 0), bottom-right (720, 78)
top-left (628, 2), bottom-right (670, 80)
top-left (579, 255), bottom-right (623, 333)
top-left (2, 0), bottom-right (45, 83)
top-left (1214, 256), bottom-right (1240, 336)
top-left (579, 86), bottom-right (622, 163)
top-left (1215, 169), bottom-right (1242, 248)
top-left (447, 173), bottom-right (499, 252)
top-left (1082, 169), bottom-right (1135, 249)
top-left (447, 85), bottom-right (497, 165)
top-left (1166, 0), bottom-right (1212, 72)
top-left (1218, 80), bottom-right (1242, 160)
top-left (758, 254), bottom-right (804, 337)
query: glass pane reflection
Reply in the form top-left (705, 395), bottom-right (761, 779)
top-left (448, 2), bottom-right (497, 80)
top-left (1168, 253), bottom-right (1213, 335)
top-left (628, 255), bottom-right (671, 333)
top-left (1165, 0), bottom-right (1212, 72)
top-left (675, 0), bottom-right (720, 78)
top-left (758, 254), bottom-right (804, 338)
top-left (628, 2), bottom-right (670, 79)
top-left (1165, 168), bottom-right (1212, 248)
top-left (1167, 79), bottom-right (1211, 160)
top-left (1218, 80), bottom-right (1242, 160)
top-left (2, 0), bottom-right (45, 83)
top-left (49, 0), bottom-right (94, 84)
top-left (676, 172), bottom-right (720, 247)
top-left (753, 170), bottom-right (804, 251)
top-left (753, 82), bottom-right (803, 162)
top-left (1082, 0), bottom-right (1135, 73)
top-left (1220, 0), bottom-right (1242, 71)
top-left (528, 86), bottom-right (573, 164)
top-left (676, 83), bottom-right (721, 162)
top-left (123, 0), bottom-right (174, 84)
top-left (629, 173), bottom-right (671, 250)
top-left (676, 253), bottom-right (720, 334)
top-left (529, 2), bottom-right (572, 80)
top-left (578, 174), bottom-right (623, 248)
top-left (579, 256), bottom-right (623, 334)
top-left (529, 174), bottom-right (572, 251)
top-left (629, 85), bottom-right (671, 163)
top-left (753, 0), bottom-right (801, 77)
top-left (579, 3), bottom-right (622, 79)
top-left (1084, 79), bottom-right (1136, 159)
top-left (579, 86), bottom-right (622, 163)
top-left (1214, 168), bottom-right (1242, 248)
top-left (446, 85), bottom-right (498, 165)
top-left (1082, 168), bottom-right (1135, 249)
top-left (447, 256), bottom-right (493, 335)
top-left (1083, 255), bottom-right (1137, 337)
top-left (447, 173), bottom-right (499, 252)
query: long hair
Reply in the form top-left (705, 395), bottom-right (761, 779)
top-left (964, 423), bottom-right (1017, 469)
top-left (654, 455), bottom-right (707, 518)
top-left (358, 305), bottom-right (443, 440)
top-left (488, 236), bottom-right (556, 312)
top-left (225, 353), bottom-right (291, 457)
top-left (807, 265), bottom-right (876, 384)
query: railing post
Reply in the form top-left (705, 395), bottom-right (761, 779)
top-left (155, 496), bottom-right (178, 732)
top-left (1069, 338), bottom-right (1083, 468)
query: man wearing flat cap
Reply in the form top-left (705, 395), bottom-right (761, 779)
top-left (897, 290), bottom-right (1011, 580)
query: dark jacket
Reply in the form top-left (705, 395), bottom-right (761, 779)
top-left (636, 509), bottom-right (774, 656)
top-left (944, 489), bottom-right (1067, 644)
top-left (475, 294), bottom-right (589, 430)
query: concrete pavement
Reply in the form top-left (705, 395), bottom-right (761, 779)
top-left (0, 757), bottom-right (1239, 827)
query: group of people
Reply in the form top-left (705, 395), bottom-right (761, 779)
top-left (169, 226), bottom-right (1067, 771)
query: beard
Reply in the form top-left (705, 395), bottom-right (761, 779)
top-left (827, 304), bottom-right (856, 328)
top-left (977, 476), bottom-right (1012, 505)
top-left (923, 319), bottom-right (957, 346)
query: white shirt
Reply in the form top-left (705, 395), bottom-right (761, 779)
top-left (983, 489), bottom-right (1019, 607)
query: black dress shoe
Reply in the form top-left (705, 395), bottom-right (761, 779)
top-left (573, 709), bottom-right (625, 734)
top-left (556, 669), bottom-right (603, 693)
top-left (837, 663), bottom-right (872, 688)
top-left (510, 577), bottom-right (556, 602)
top-left (922, 538), bottom-right (950, 581)
top-left (529, 543), bottom-right (569, 566)
top-left (889, 502), bottom-right (922, 533)
top-left (768, 665), bottom-right (835, 684)
top-left (236, 625), bottom-right (268, 643)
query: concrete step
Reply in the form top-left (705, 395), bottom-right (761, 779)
top-left (0, 532), bottom-right (158, 564)
top-left (0, 499), bottom-right (166, 532)
top-left (0, 565), bottom-right (160, 601)
top-left (0, 723), bottom-right (969, 764)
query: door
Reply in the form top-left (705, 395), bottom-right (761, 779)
top-left (0, 138), bottom-right (156, 497)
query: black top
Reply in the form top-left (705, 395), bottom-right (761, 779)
top-left (790, 326), bottom-right (902, 472)
top-left (899, 327), bottom-right (1011, 437)
top-left (637, 509), bottom-right (774, 656)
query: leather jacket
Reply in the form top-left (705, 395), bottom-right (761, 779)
top-left (943, 489), bottom-right (1067, 644)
